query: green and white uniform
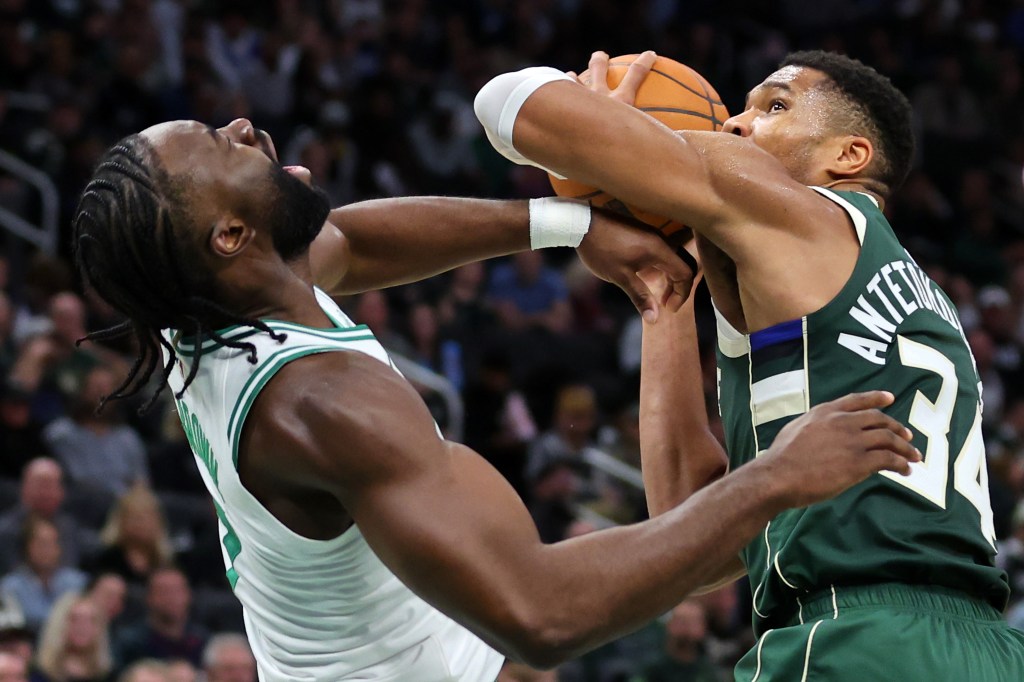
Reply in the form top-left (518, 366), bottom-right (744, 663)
top-left (163, 288), bottom-right (503, 682)
top-left (715, 189), bottom-right (1024, 680)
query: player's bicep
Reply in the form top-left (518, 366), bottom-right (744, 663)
top-left (347, 440), bottom-right (547, 647)
top-left (302, 356), bottom-right (548, 653)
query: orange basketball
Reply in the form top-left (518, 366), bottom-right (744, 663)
top-left (549, 55), bottom-right (729, 235)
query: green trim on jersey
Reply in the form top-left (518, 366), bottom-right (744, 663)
top-left (716, 189), bottom-right (1009, 637)
top-left (213, 498), bottom-right (242, 589)
top-left (172, 322), bottom-right (370, 357)
top-left (227, 345), bottom-right (353, 468)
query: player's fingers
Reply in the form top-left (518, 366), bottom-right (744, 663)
top-left (628, 271), bottom-right (660, 323)
top-left (615, 50), bottom-right (657, 103)
top-left (852, 408), bottom-right (914, 441)
top-left (825, 390), bottom-right (895, 414)
top-left (865, 450), bottom-right (915, 476)
top-left (649, 264), bottom-right (693, 312)
top-left (864, 448), bottom-right (913, 475)
top-left (645, 236), bottom-right (696, 291)
top-left (866, 429), bottom-right (922, 463)
top-left (589, 51), bottom-right (610, 93)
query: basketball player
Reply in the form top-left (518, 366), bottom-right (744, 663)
top-left (475, 49), bottom-right (1024, 679)
top-left (72, 117), bottom-right (920, 680)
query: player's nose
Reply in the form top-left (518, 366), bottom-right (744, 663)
top-left (220, 118), bottom-right (257, 145)
top-left (722, 112), bottom-right (753, 137)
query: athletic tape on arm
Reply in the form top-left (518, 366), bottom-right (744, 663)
top-left (474, 67), bottom-right (573, 178)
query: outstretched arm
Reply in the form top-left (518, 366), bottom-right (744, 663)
top-left (639, 275), bottom-right (726, 515)
top-left (257, 351), bottom-right (919, 668)
top-left (309, 198), bottom-right (695, 320)
top-left (639, 271), bottom-right (747, 590)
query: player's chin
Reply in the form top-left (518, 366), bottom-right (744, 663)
top-left (284, 165), bottom-right (313, 186)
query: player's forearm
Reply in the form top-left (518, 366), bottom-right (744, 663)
top-left (522, 458), bottom-right (780, 665)
top-left (324, 197), bottom-right (530, 294)
top-left (639, 303), bottom-right (727, 515)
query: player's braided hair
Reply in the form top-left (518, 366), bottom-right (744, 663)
top-left (781, 50), bottom-right (915, 196)
top-left (72, 134), bottom-right (285, 413)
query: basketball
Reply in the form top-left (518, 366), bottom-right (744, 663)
top-left (549, 54), bottom-right (730, 235)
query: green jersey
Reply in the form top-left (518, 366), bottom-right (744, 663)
top-left (715, 188), bottom-right (1009, 636)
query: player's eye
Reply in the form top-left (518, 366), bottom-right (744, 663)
top-left (769, 100), bottom-right (787, 112)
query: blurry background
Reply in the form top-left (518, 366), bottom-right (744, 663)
top-left (2, 1), bottom-right (1024, 680)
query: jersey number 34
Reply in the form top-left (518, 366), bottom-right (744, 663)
top-left (879, 336), bottom-right (996, 550)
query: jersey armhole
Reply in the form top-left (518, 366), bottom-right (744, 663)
top-left (809, 186), bottom-right (868, 246)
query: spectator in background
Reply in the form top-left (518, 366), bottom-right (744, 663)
top-left (114, 567), bottom-right (206, 670)
top-left (638, 601), bottom-right (720, 682)
top-left (999, 502), bottom-right (1024, 610)
top-left (0, 517), bottom-right (85, 634)
top-left (407, 92), bottom-right (480, 195)
top-left (88, 485), bottom-right (173, 586)
top-left (201, 634), bottom-right (255, 682)
top-left (0, 382), bottom-right (45, 480)
top-left (526, 384), bottom-right (601, 483)
top-left (7, 292), bottom-right (110, 425)
top-left (351, 291), bottom-right (413, 356)
top-left (0, 458), bottom-right (88, 573)
top-left (437, 262), bottom-right (492, 342)
top-left (488, 251), bottom-right (571, 335)
top-left (0, 592), bottom-right (32, 665)
top-left (462, 351), bottom-right (537, 495)
top-left (43, 365), bottom-right (148, 497)
top-left (0, 293), bottom-right (14, 375)
top-left (165, 659), bottom-right (196, 682)
top-left (34, 594), bottom-right (112, 682)
top-left (118, 659), bottom-right (169, 682)
top-left (527, 460), bottom-right (579, 544)
top-left (86, 574), bottom-right (127, 630)
top-left (0, 653), bottom-right (27, 682)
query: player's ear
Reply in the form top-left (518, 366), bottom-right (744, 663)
top-left (209, 216), bottom-right (255, 258)
top-left (832, 135), bottom-right (873, 179)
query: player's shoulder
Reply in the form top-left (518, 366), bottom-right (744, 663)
top-left (246, 349), bottom-right (441, 489)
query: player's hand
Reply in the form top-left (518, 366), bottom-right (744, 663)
top-left (581, 50), bottom-right (657, 106)
top-left (758, 391), bottom-right (921, 509)
top-left (577, 209), bottom-right (696, 321)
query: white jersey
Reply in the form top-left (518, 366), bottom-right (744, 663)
top-left (164, 288), bottom-right (503, 682)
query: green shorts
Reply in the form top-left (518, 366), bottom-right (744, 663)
top-left (734, 583), bottom-right (1024, 681)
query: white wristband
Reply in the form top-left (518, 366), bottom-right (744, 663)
top-left (529, 197), bottom-right (591, 249)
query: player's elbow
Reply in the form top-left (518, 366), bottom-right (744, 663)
top-left (504, 623), bottom-right (578, 669)
top-left (495, 602), bottom-right (583, 669)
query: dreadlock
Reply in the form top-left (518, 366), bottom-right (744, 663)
top-left (72, 134), bottom-right (286, 413)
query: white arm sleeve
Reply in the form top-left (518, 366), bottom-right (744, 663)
top-left (474, 66), bottom-right (574, 178)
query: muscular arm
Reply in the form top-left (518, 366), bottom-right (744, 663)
top-left (639, 283), bottom-right (726, 514)
top-left (308, 197), bottom-right (697, 319)
top-left (252, 351), bottom-right (917, 668)
top-left (492, 79), bottom-right (831, 256)
top-left (309, 197), bottom-right (530, 295)
top-left (639, 280), bottom-right (746, 590)
top-left (475, 69), bottom-right (861, 328)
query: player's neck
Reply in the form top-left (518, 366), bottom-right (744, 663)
top-left (821, 179), bottom-right (886, 211)
top-left (221, 255), bottom-right (334, 330)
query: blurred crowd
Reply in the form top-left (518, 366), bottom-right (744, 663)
top-left (3, 0), bottom-right (1024, 680)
